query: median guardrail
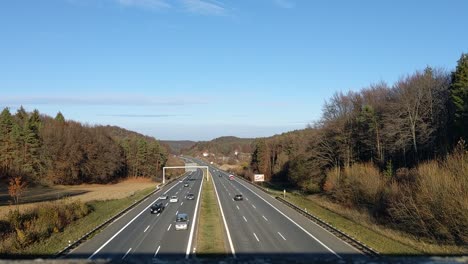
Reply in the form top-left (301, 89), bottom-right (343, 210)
top-left (55, 173), bottom-right (189, 258)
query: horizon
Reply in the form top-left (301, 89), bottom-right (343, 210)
top-left (1, 0), bottom-right (467, 140)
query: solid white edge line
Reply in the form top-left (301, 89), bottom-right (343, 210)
top-left (122, 247), bottom-right (132, 259)
top-left (87, 179), bottom-right (183, 260)
top-left (185, 170), bottom-right (204, 259)
top-left (235, 179), bottom-right (342, 259)
top-left (211, 170), bottom-right (236, 258)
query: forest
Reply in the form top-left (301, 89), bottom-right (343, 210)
top-left (0, 109), bottom-right (168, 185)
top-left (249, 54), bottom-right (468, 245)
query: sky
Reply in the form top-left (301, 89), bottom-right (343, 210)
top-left (1, 0), bottom-right (467, 141)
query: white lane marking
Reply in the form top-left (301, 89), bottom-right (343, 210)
top-left (262, 215), bottom-right (268, 221)
top-left (253, 233), bottom-right (259, 242)
top-left (243, 216), bottom-right (248, 222)
top-left (176, 191), bottom-right (179, 195)
top-left (278, 232), bottom-right (286, 240)
top-left (252, 204), bottom-right (256, 209)
top-left (143, 197), bottom-right (149, 202)
top-left (88, 179), bottom-right (183, 260)
top-left (236, 205), bottom-right (240, 210)
top-left (245, 197), bottom-right (248, 201)
top-left (167, 224), bottom-right (172, 231)
top-left (181, 202), bottom-right (184, 206)
top-left (185, 174), bottom-right (204, 259)
top-left (122, 248), bottom-right (132, 259)
top-left (165, 203), bottom-right (169, 207)
top-left (235, 180), bottom-right (341, 259)
top-left (154, 245), bottom-right (161, 257)
top-left (211, 171), bottom-right (236, 258)
top-left (144, 225), bottom-right (150, 233)
top-left (176, 210), bottom-right (179, 215)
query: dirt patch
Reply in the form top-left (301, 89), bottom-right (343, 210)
top-left (0, 177), bottom-right (158, 218)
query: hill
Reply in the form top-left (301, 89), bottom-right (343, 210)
top-left (160, 140), bottom-right (197, 154)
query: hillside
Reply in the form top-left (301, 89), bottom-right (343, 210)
top-left (0, 109), bottom-right (169, 185)
top-left (182, 136), bottom-right (254, 164)
top-left (161, 140), bottom-right (197, 154)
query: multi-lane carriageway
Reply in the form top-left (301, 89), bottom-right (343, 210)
top-left (67, 159), bottom-right (363, 263)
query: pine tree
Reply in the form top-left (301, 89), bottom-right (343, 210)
top-left (450, 53), bottom-right (468, 141)
top-left (55, 111), bottom-right (65, 122)
top-left (22, 110), bottom-right (42, 180)
top-left (0, 108), bottom-right (15, 176)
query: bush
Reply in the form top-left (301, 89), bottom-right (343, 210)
top-left (0, 200), bottom-right (91, 253)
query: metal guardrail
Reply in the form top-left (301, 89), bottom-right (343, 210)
top-left (55, 173), bottom-right (188, 258)
top-left (275, 196), bottom-right (380, 257)
top-left (235, 176), bottom-right (379, 257)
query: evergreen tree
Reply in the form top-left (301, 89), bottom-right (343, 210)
top-left (0, 108), bottom-right (15, 176)
top-left (450, 53), bottom-right (468, 141)
top-left (55, 111), bottom-right (65, 122)
top-left (22, 110), bottom-right (42, 180)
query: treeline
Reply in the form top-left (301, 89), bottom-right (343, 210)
top-left (0, 109), bottom-right (167, 185)
top-left (184, 136), bottom-right (253, 157)
top-left (250, 54), bottom-right (468, 244)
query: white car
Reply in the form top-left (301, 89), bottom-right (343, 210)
top-left (159, 195), bottom-right (168, 200)
top-left (175, 213), bottom-right (189, 230)
top-left (169, 196), bottom-right (178, 203)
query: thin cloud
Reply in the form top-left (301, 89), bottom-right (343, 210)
top-left (98, 114), bottom-right (190, 117)
top-left (181, 0), bottom-right (227, 16)
top-left (116, 0), bottom-right (171, 9)
top-left (274, 0), bottom-right (295, 9)
top-left (0, 95), bottom-right (208, 106)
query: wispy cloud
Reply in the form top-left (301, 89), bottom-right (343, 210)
top-left (0, 95), bottom-right (208, 106)
top-left (180, 0), bottom-right (227, 16)
top-left (98, 114), bottom-right (190, 117)
top-left (274, 0), bottom-right (295, 9)
top-left (116, 0), bottom-right (171, 9)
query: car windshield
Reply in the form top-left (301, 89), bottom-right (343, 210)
top-left (176, 215), bottom-right (188, 222)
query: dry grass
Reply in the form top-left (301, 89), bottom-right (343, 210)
top-left (0, 177), bottom-right (157, 219)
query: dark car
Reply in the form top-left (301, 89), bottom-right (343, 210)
top-left (150, 202), bottom-right (165, 214)
top-left (186, 193), bottom-right (195, 200)
top-left (234, 194), bottom-right (243, 201)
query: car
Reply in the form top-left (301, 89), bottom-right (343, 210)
top-left (150, 202), bottom-right (165, 214)
top-left (234, 194), bottom-right (243, 201)
top-left (186, 193), bottom-right (195, 200)
top-left (159, 195), bottom-right (168, 200)
top-left (170, 196), bottom-right (178, 203)
top-left (184, 183), bottom-right (189, 187)
top-left (175, 213), bottom-right (189, 230)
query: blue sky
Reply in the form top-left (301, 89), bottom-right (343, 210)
top-left (1, 0), bottom-right (467, 140)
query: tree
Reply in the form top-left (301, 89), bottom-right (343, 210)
top-left (8, 176), bottom-right (28, 210)
top-left (450, 53), bottom-right (468, 142)
top-left (55, 111), bottom-right (65, 122)
top-left (0, 108), bottom-right (15, 177)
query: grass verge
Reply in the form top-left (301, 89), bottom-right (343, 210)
top-left (196, 172), bottom-right (226, 256)
top-left (261, 181), bottom-right (466, 255)
top-left (22, 187), bottom-right (155, 256)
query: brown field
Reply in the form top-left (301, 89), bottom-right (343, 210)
top-left (0, 177), bottom-right (158, 218)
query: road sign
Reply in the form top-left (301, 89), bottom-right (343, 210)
top-left (254, 174), bottom-right (264, 182)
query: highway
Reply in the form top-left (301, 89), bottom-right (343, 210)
top-left (67, 158), bottom-right (364, 263)
top-left (190, 158), bottom-right (362, 261)
top-left (67, 169), bottom-right (204, 262)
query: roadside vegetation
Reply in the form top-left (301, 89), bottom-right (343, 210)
top-left (196, 171), bottom-right (226, 256)
top-left (243, 54), bottom-right (468, 253)
top-left (0, 186), bottom-right (154, 256)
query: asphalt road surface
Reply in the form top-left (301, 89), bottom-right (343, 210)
top-left (68, 169), bottom-right (204, 262)
top-left (67, 158), bottom-right (364, 263)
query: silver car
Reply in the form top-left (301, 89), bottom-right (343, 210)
top-left (175, 213), bottom-right (189, 230)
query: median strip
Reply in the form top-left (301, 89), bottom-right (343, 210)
top-left (196, 171), bottom-right (228, 257)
